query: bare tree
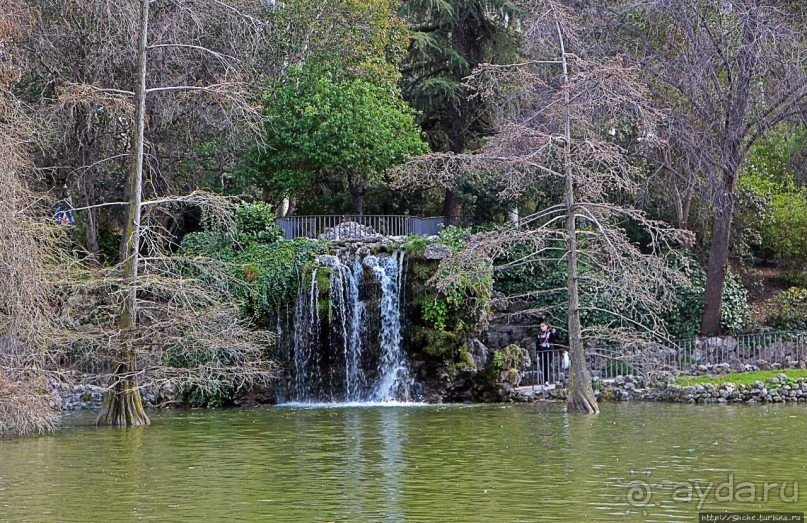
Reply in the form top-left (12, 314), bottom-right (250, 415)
top-left (0, 0), bottom-right (61, 434)
top-left (93, 0), bottom-right (152, 426)
top-left (395, 1), bottom-right (690, 413)
top-left (80, 0), bottom-right (278, 425)
top-left (5, 0), bottom-right (294, 427)
top-left (61, 196), bottom-right (277, 422)
top-left (616, 0), bottom-right (806, 335)
top-left (19, 0), bottom-right (274, 259)
top-left (0, 375), bottom-right (58, 436)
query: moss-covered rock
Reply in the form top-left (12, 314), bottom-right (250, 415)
top-left (402, 242), bottom-right (495, 401)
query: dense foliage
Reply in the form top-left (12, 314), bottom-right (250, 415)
top-left (662, 266), bottom-right (754, 340)
top-left (739, 124), bottom-right (807, 284)
top-left (494, 247), bottom-right (753, 341)
top-left (406, 228), bottom-right (492, 367)
top-left (239, 61), bottom-right (428, 213)
top-left (181, 202), bottom-right (326, 324)
top-left (765, 288), bottom-right (807, 332)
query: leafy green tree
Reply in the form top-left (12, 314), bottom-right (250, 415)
top-left (242, 62), bottom-right (428, 215)
top-left (739, 125), bottom-right (807, 283)
top-left (765, 287), bottom-right (807, 331)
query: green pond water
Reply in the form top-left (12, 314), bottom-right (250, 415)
top-left (1, 402), bottom-right (805, 522)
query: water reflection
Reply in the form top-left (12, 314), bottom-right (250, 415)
top-left (378, 408), bottom-right (405, 521)
top-left (1, 403), bottom-right (806, 522)
top-left (341, 408), bottom-right (366, 517)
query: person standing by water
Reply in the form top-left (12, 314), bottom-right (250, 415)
top-left (536, 319), bottom-right (556, 385)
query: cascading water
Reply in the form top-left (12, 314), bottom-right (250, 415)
top-left (282, 248), bottom-right (415, 404)
top-left (364, 251), bottom-right (410, 401)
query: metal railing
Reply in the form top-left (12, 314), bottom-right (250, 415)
top-left (520, 347), bottom-right (569, 387)
top-left (649, 330), bottom-right (806, 374)
top-left (276, 215), bottom-right (446, 240)
top-left (520, 346), bottom-right (651, 386)
top-left (519, 331), bottom-right (807, 386)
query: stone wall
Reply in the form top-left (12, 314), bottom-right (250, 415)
top-left (512, 373), bottom-right (807, 405)
top-left (49, 380), bottom-right (170, 411)
top-left (510, 375), bottom-right (650, 403)
top-left (655, 375), bottom-right (807, 404)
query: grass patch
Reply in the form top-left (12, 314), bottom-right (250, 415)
top-left (675, 369), bottom-right (807, 387)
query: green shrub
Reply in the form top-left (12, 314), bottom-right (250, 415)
top-left (491, 344), bottom-right (528, 372)
top-left (437, 225), bottom-right (468, 253)
top-left (411, 328), bottom-right (468, 363)
top-left (663, 264), bottom-right (753, 339)
top-left (180, 201), bottom-right (281, 258)
top-left (177, 384), bottom-right (235, 408)
top-left (179, 204), bottom-right (325, 324)
top-left (741, 124), bottom-right (807, 283)
top-left (234, 201), bottom-right (282, 245)
top-left (766, 287), bottom-right (807, 331)
top-left (237, 239), bottom-right (326, 322)
top-left (179, 230), bottom-right (234, 258)
top-left (765, 190), bottom-right (807, 284)
top-left (422, 297), bottom-right (449, 331)
top-left (164, 343), bottom-right (241, 407)
top-left (404, 235), bottom-right (430, 256)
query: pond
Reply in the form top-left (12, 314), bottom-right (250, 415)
top-left (1, 402), bottom-right (804, 522)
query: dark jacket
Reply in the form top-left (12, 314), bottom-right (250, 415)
top-left (537, 328), bottom-right (556, 350)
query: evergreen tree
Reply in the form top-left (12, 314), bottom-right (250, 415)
top-left (399, 0), bottom-right (522, 223)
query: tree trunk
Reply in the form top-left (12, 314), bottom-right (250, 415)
top-left (669, 170), bottom-right (694, 232)
top-left (557, 21), bottom-right (598, 414)
top-left (441, 190), bottom-right (461, 226)
top-left (97, 0), bottom-right (150, 427)
top-left (84, 207), bottom-right (101, 266)
top-left (664, 149), bottom-right (693, 232)
top-left (85, 207), bottom-right (100, 254)
top-left (350, 177), bottom-right (364, 216)
top-left (81, 177), bottom-right (101, 265)
top-left (700, 194), bottom-right (734, 336)
top-left (95, 365), bottom-right (150, 426)
top-left (700, 11), bottom-right (756, 337)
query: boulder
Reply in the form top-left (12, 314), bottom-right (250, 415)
top-left (321, 221), bottom-right (383, 241)
top-left (315, 254), bottom-right (340, 267)
top-left (423, 243), bottom-right (452, 260)
top-left (468, 338), bottom-right (489, 371)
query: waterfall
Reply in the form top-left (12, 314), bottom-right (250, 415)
top-left (283, 248), bottom-right (414, 403)
top-left (364, 251), bottom-right (410, 401)
top-left (289, 267), bottom-right (321, 400)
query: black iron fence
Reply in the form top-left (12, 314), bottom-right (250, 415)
top-left (644, 330), bottom-right (806, 375)
top-left (276, 215), bottom-right (446, 240)
top-left (520, 347), bottom-right (569, 387)
top-left (519, 331), bottom-right (807, 386)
